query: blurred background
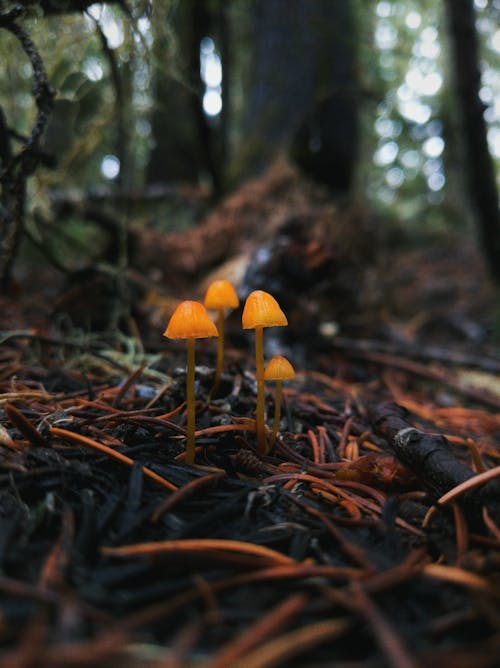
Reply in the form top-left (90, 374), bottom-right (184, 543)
top-left (0, 0), bottom-right (499, 343)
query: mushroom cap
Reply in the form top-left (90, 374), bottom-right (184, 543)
top-left (264, 355), bottom-right (296, 381)
top-left (242, 290), bottom-right (288, 329)
top-left (164, 301), bottom-right (218, 339)
top-left (204, 280), bottom-right (240, 310)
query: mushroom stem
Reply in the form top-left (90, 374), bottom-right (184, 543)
top-left (185, 337), bottom-right (196, 464)
top-left (212, 307), bottom-right (225, 394)
top-left (255, 325), bottom-right (267, 454)
top-left (270, 379), bottom-right (282, 450)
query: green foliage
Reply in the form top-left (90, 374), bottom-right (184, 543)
top-left (1, 0), bottom-right (499, 272)
top-left (357, 0), bottom-right (499, 236)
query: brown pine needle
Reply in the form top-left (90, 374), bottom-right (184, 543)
top-left (5, 402), bottom-right (48, 447)
top-left (157, 402), bottom-right (186, 419)
top-left (482, 506), bottom-right (500, 540)
top-left (49, 427), bottom-right (178, 492)
top-left (207, 593), bottom-right (307, 668)
top-left (466, 437), bottom-right (487, 473)
top-left (438, 465), bottom-right (500, 505)
top-left (217, 563), bottom-right (365, 585)
top-left (230, 618), bottom-right (351, 668)
top-left (451, 502), bottom-right (469, 561)
top-left (351, 582), bottom-right (419, 668)
top-left (100, 538), bottom-right (296, 566)
top-left (422, 505), bottom-right (438, 528)
top-left (422, 563), bottom-right (489, 591)
top-left (151, 471), bottom-right (226, 522)
top-left (194, 423), bottom-right (257, 437)
top-left (307, 429), bottom-right (321, 464)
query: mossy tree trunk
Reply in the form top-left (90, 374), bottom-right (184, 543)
top-left (230, 0), bottom-right (360, 195)
top-left (444, 0), bottom-right (500, 285)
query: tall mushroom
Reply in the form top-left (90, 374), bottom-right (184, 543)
top-left (242, 290), bottom-right (288, 453)
top-left (264, 355), bottom-right (295, 450)
top-left (164, 301), bottom-right (218, 464)
top-left (204, 279), bottom-right (240, 395)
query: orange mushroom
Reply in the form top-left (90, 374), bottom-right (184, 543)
top-left (204, 280), bottom-right (240, 394)
top-left (164, 301), bottom-right (218, 464)
top-left (264, 356), bottom-right (295, 450)
top-left (242, 290), bottom-right (288, 454)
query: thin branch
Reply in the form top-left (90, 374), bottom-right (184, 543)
top-left (0, 8), bottom-right (55, 286)
top-left (0, 11), bottom-right (55, 172)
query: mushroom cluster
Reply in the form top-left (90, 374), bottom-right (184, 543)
top-left (242, 290), bottom-right (288, 454)
top-left (164, 285), bottom-right (295, 462)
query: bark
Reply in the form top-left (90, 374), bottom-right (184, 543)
top-left (444, 0), bottom-right (500, 284)
top-left (233, 0), bottom-right (359, 194)
top-left (372, 402), bottom-right (500, 525)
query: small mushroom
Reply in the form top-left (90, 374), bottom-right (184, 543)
top-left (264, 355), bottom-right (295, 449)
top-left (164, 301), bottom-right (218, 464)
top-left (242, 290), bottom-right (288, 453)
top-left (204, 279), bottom-right (240, 394)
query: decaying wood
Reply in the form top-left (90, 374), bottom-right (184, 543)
top-left (372, 402), bottom-right (500, 524)
top-left (45, 160), bottom-right (377, 329)
top-left (129, 161), bottom-right (375, 291)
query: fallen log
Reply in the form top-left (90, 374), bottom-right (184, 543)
top-left (371, 402), bottom-right (500, 527)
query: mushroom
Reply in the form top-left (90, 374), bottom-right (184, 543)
top-left (264, 355), bottom-right (295, 450)
top-left (203, 279), bottom-right (240, 394)
top-left (242, 290), bottom-right (288, 453)
top-left (164, 301), bottom-right (218, 464)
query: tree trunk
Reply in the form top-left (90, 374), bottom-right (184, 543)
top-left (231, 0), bottom-right (359, 195)
top-left (146, 0), bottom-right (222, 192)
top-left (444, 0), bottom-right (500, 284)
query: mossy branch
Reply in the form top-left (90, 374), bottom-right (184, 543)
top-left (0, 7), bottom-right (55, 287)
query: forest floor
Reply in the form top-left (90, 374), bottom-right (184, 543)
top-left (1, 235), bottom-right (500, 667)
